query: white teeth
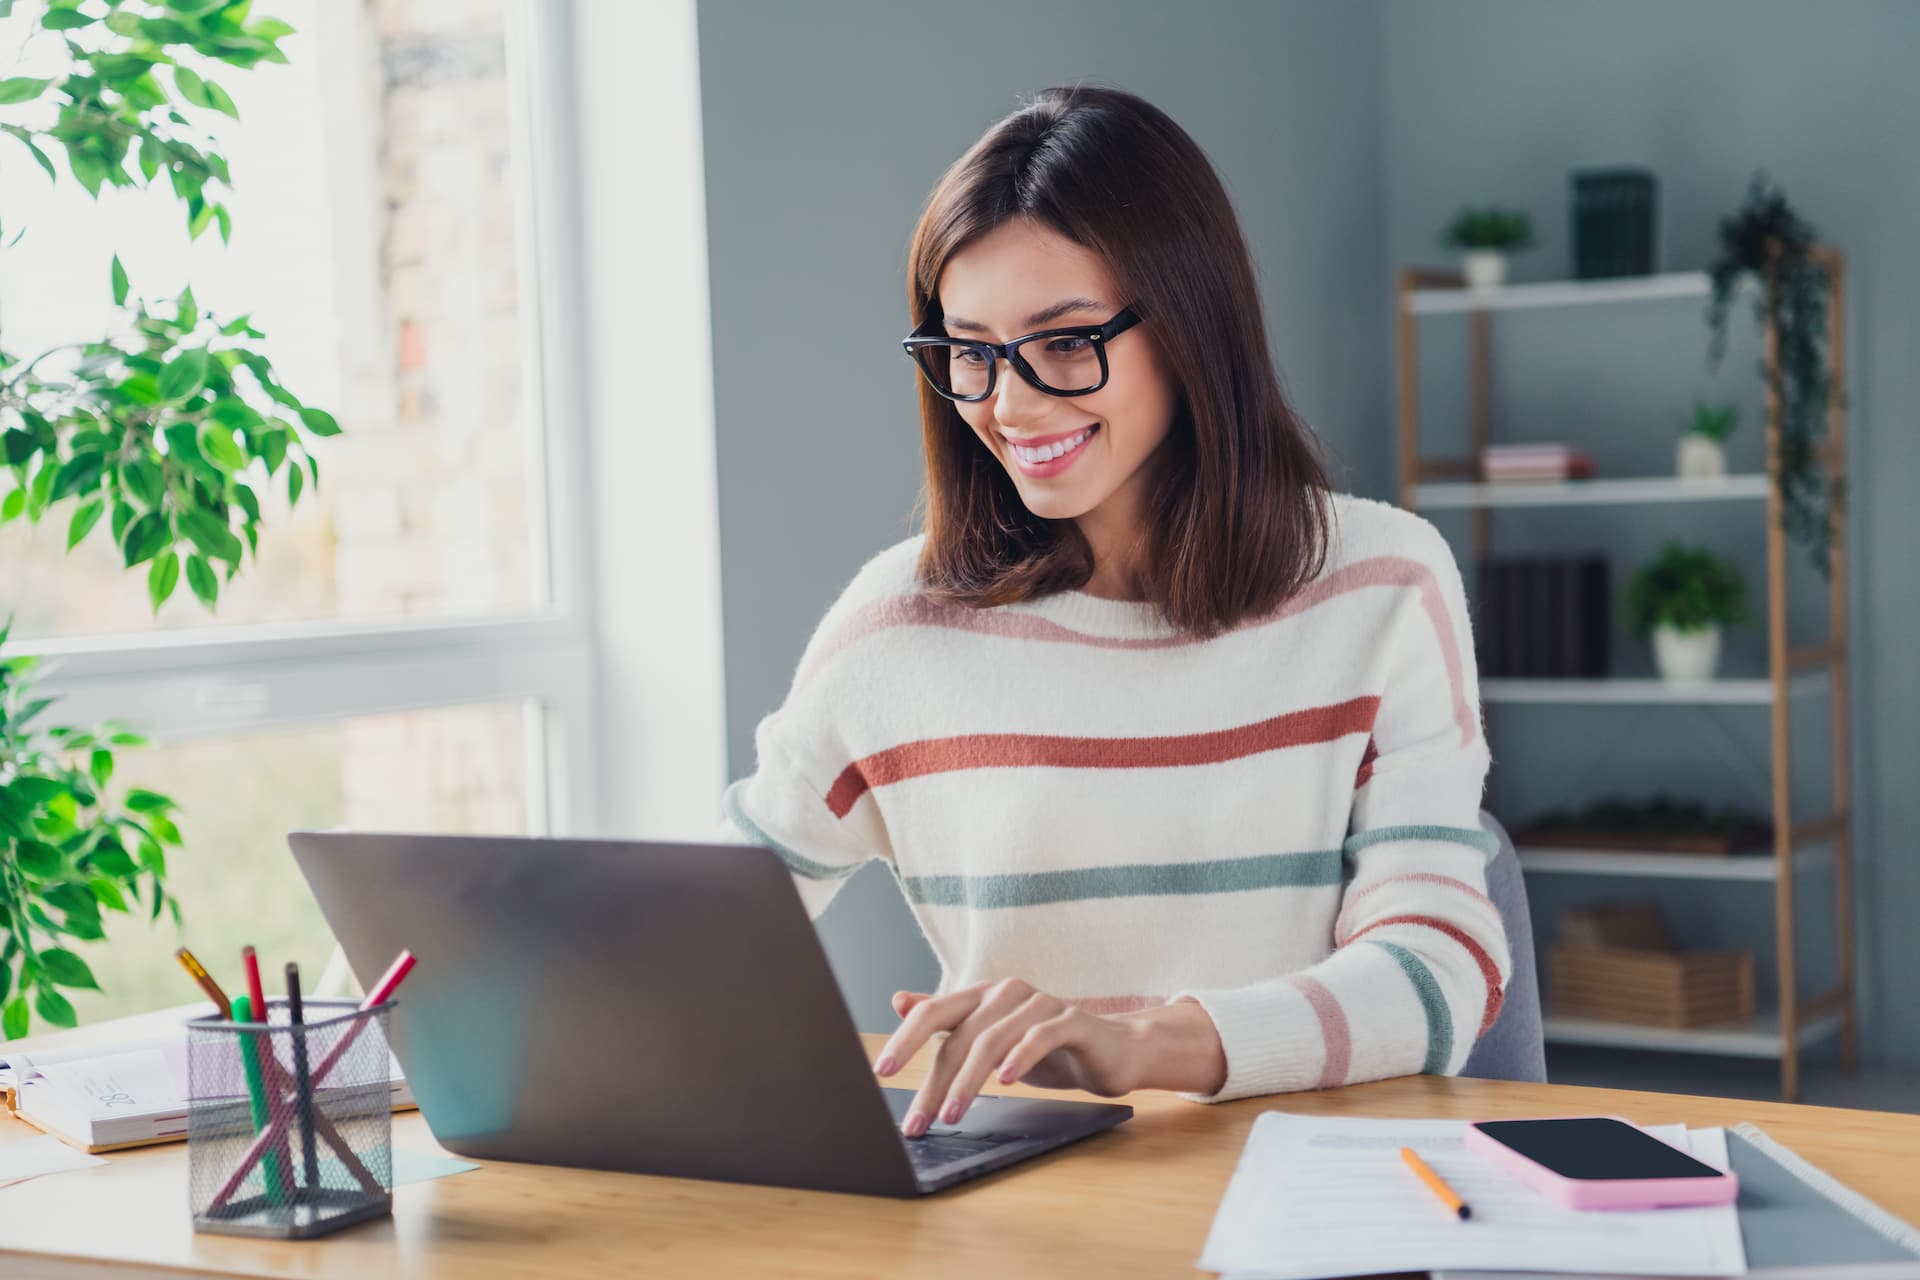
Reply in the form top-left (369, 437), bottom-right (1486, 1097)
top-left (1012, 428), bottom-right (1093, 465)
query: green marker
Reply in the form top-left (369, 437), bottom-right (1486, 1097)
top-left (231, 994), bottom-right (287, 1206)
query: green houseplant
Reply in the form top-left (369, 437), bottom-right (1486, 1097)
top-left (1625, 543), bottom-right (1751, 683)
top-left (1441, 206), bottom-right (1533, 289)
top-left (1705, 172), bottom-right (1841, 575)
top-left (1, 0), bottom-right (332, 1037)
top-left (1677, 400), bottom-right (1739, 480)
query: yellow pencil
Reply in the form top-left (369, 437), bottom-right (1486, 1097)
top-left (1401, 1145), bottom-right (1471, 1220)
top-left (173, 946), bottom-right (233, 1020)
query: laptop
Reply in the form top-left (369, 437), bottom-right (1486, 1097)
top-left (286, 831), bottom-right (1132, 1196)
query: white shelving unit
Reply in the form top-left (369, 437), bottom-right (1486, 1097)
top-left (1481, 674), bottom-right (1827, 706)
top-left (1542, 1009), bottom-right (1845, 1059)
top-left (1415, 474), bottom-right (1770, 510)
top-left (1395, 257), bottom-right (1857, 1099)
top-left (1404, 269), bottom-right (1717, 315)
top-left (1517, 843), bottom-right (1834, 883)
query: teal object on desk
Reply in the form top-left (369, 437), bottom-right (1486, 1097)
top-left (230, 995), bottom-right (287, 1205)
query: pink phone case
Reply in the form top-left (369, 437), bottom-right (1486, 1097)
top-left (1463, 1116), bottom-right (1740, 1210)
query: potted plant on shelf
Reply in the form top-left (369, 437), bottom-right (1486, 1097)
top-left (1677, 401), bottom-right (1739, 479)
top-left (1442, 206), bottom-right (1533, 289)
top-left (1625, 543), bottom-right (1750, 683)
top-left (1705, 173), bottom-right (1841, 575)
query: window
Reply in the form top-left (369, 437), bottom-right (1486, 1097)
top-left (1, 0), bottom-right (600, 1020)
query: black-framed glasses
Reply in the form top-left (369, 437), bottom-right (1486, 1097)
top-left (901, 306), bottom-right (1141, 402)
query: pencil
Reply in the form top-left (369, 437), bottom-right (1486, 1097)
top-left (1401, 1146), bottom-right (1472, 1220)
top-left (173, 946), bottom-right (232, 1020)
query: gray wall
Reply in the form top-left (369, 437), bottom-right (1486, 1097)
top-left (698, 0), bottom-right (1918, 1064)
top-left (1379, 0), bottom-right (1920, 1064)
top-left (696, 0), bottom-right (1389, 1030)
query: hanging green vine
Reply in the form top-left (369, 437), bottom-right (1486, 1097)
top-left (1704, 172), bottom-right (1842, 576)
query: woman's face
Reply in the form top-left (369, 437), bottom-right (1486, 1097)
top-left (936, 218), bottom-right (1178, 531)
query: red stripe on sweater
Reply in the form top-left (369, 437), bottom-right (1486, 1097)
top-left (1354, 736), bottom-right (1379, 789)
top-left (800, 555), bottom-right (1475, 749)
top-left (1334, 873), bottom-right (1497, 944)
top-left (823, 695), bottom-right (1381, 818)
top-left (1344, 913), bottom-right (1505, 1036)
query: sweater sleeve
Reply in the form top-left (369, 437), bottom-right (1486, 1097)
top-left (714, 549), bottom-right (904, 919)
top-left (719, 732), bottom-right (891, 919)
top-left (1166, 518), bottom-right (1509, 1102)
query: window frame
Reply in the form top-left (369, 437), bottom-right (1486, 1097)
top-left (9, 0), bottom-right (605, 837)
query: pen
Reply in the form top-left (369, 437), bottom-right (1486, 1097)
top-left (285, 962), bottom-right (320, 1198)
top-left (311, 949), bottom-right (417, 1084)
top-left (240, 945), bottom-right (294, 1200)
top-left (173, 947), bottom-right (232, 1020)
top-left (1401, 1146), bottom-right (1471, 1220)
top-left (232, 993), bottom-right (290, 1204)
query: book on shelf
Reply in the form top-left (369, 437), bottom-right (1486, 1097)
top-left (1476, 555), bottom-right (1610, 679)
top-left (1480, 443), bottom-right (1597, 482)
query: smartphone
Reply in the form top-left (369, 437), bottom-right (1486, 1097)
top-left (1464, 1116), bottom-right (1740, 1210)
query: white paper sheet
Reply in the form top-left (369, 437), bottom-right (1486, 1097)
top-left (1199, 1114), bottom-right (1744, 1280)
top-left (0, 1134), bottom-right (108, 1189)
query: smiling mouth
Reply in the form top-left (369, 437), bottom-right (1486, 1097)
top-left (1006, 425), bottom-right (1098, 465)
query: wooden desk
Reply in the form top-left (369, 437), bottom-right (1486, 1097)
top-left (4, 1031), bottom-right (1917, 1279)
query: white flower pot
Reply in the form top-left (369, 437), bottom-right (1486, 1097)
top-left (1461, 250), bottom-right (1508, 290)
top-left (1677, 435), bottom-right (1727, 479)
top-left (1652, 623), bottom-right (1723, 682)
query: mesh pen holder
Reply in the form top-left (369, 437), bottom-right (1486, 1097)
top-left (187, 998), bottom-right (396, 1239)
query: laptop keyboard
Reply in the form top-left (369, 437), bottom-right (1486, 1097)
top-left (903, 1131), bottom-right (1015, 1171)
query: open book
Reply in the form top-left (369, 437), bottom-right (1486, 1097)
top-left (0, 1024), bottom-right (413, 1154)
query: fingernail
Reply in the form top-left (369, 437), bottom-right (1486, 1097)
top-left (873, 1055), bottom-right (897, 1076)
top-left (903, 1110), bottom-right (929, 1138)
top-left (998, 1061), bottom-right (1018, 1084)
top-left (941, 1098), bottom-right (964, 1125)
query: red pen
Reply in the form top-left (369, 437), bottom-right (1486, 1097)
top-left (241, 945), bottom-right (270, 1022)
top-left (311, 949), bottom-right (417, 1084)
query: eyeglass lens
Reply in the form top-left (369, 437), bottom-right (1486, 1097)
top-left (912, 333), bottom-right (1105, 399)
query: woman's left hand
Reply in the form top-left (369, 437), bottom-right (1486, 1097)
top-left (871, 978), bottom-right (1149, 1136)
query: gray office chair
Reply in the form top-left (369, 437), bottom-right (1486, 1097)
top-left (1458, 809), bottom-right (1547, 1083)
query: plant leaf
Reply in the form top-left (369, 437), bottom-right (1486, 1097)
top-left (65, 497), bottom-right (105, 550)
top-left (37, 949), bottom-right (99, 991)
top-left (147, 550), bottom-right (180, 612)
top-left (124, 789), bottom-right (176, 814)
top-left (111, 254), bottom-right (130, 306)
top-left (32, 986), bottom-right (77, 1028)
top-left (157, 348), bottom-right (211, 402)
top-left (173, 65), bottom-right (213, 109)
top-left (87, 877), bottom-right (130, 913)
top-left (297, 406), bottom-right (340, 437)
top-left (185, 551), bottom-right (218, 606)
top-left (2, 996), bottom-right (27, 1040)
top-left (0, 78), bottom-right (50, 106)
top-left (120, 511), bottom-right (168, 568)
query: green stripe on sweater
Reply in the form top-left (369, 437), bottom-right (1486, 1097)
top-left (1344, 823), bottom-right (1500, 862)
top-left (723, 780), bottom-right (856, 881)
top-left (1370, 939), bottom-right (1453, 1074)
top-left (904, 848), bottom-right (1343, 909)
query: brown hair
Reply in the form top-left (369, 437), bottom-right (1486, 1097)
top-left (907, 83), bottom-right (1333, 638)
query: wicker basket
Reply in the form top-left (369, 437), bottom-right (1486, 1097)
top-left (1548, 944), bottom-right (1755, 1029)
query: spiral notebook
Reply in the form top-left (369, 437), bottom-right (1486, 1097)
top-left (1435, 1122), bottom-right (1920, 1280)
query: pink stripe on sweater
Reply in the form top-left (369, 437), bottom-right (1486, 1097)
top-left (798, 556), bottom-right (1475, 747)
top-left (1283, 974), bottom-right (1352, 1089)
top-left (1068, 994), bottom-right (1167, 1015)
top-left (1334, 872), bottom-right (1497, 945)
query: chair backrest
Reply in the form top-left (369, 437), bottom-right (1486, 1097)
top-left (1458, 810), bottom-right (1547, 1083)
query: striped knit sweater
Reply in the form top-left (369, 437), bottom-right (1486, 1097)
top-left (719, 491), bottom-right (1508, 1103)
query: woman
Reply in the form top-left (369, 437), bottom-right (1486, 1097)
top-left (720, 85), bottom-right (1507, 1138)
